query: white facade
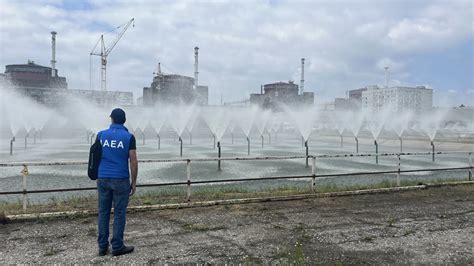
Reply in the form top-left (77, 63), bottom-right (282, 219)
top-left (362, 85), bottom-right (433, 112)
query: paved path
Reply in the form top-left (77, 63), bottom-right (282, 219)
top-left (1, 185), bottom-right (473, 264)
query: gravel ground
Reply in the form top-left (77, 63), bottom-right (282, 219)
top-left (1, 185), bottom-right (473, 264)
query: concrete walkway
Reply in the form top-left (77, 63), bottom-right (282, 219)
top-left (1, 185), bottom-right (473, 264)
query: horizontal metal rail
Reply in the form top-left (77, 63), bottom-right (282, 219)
top-left (0, 166), bottom-right (470, 196)
top-left (0, 151), bottom-right (471, 167)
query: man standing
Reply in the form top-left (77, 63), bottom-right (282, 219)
top-left (96, 108), bottom-right (138, 256)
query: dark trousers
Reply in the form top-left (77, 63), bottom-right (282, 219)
top-left (97, 178), bottom-right (130, 251)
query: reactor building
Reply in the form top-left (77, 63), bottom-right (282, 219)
top-left (249, 58), bottom-right (314, 110)
top-left (0, 31), bottom-right (134, 107)
top-left (142, 47), bottom-right (209, 106)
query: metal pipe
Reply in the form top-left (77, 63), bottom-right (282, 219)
top-left (10, 137), bottom-right (15, 156)
top-left (247, 136), bottom-right (250, 155)
top-left (340, 134), bottom-right (343, 148)
top-left (305, 140), bottom-right (309, 167)
top-left (142, 132), bottom-right (145, 145)
top-left (311, 156), bottom-right (316, 192)
top-left (469, 153), bottom-right (472, 181)
top-left (399, 137), bottom-right (403, 153)
top-left (179, 137), bottom-right (183, 157)
top-left (157, 134), bottom-right (160, 150)
top-left (431, 141), bottom-right (435, 162)
top-left (355, 137), bottom-right (359, 153)
top-left (261, 135), bottom-right (264, 148)
top-left (397, 154), bottom-right (401, 186)
top-left (375, 140), bottom-right (379, 163)
top-left (24, 133), bottom-right (29, 150)
top-left (217, 141), bottom-right (222, 171)
top-left (186, 159), bottom-right (191, 202)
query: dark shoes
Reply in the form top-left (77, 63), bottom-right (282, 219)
top-left (98, 247), bottom-right (108, 256)
top-left (112, 245), bottom-right (135, 256)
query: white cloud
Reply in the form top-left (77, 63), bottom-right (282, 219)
top-left (0, 0), bottom-right (472, 104)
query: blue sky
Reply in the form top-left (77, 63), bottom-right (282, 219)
top-left (0, 0), bottom-right (472, 106)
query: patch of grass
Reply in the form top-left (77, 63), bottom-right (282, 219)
top-left (362, 236), bottom-right (374, 242)
top-left (183, 223), bottom-right (210, 231)
top-left (87, 227), bottom-right (97, 237)
top-left (387, 216), bottom-right (397, 227)
top-left (402, 229), bottom-right (416, 237)
top-left (243, 255), bottom-right (263, 265)
top-left (182, 222), bottom-right (227, 232)
top-left (44, 247), bottom-right (61, 256)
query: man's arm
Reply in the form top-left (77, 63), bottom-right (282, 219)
top-left (129, 149), bottom-right (138, 196)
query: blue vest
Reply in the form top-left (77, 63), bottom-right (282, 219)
top-left (97, 124), bottom-right (132, 179)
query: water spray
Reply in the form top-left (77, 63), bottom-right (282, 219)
top-left (217, 141), bottom-right (222, 171)
top-left (431, 141), bottom-right (435, 162)
top-left (34, 131), bottom-right (37, 144)
top-left (179, 136), bottom-right (183, 157)
top-left (213, 134), bottom-right (216, 149)
top-left (268, 132), bottom-right (271, 144)
top-left (374, 140), bottom-right (379, 164)
top-left (189, 131), bottom-right (192, 145)
top-left (305, 140), bottom-right (309, 167)
top-left (231, 132), bottom-right (234, 144)
top-left (247, 136), bottom-right (250, 155)
top-left (90, 133), bottom-right (95, 144)
top-left (399, 137), bottom-right (403, 153)
top-left (142, 131), bottom-right (146, 145)
top-left (340, 134), bottom-right (344, 148)
top-left (301, 136), bottom-right (304, 148)
top-left (24, 133), bottom-right (29, 150)
top-left (261, 134), bottom-right (264, 148)
top-left (10, 137), bottom-right (15, 156)
top-left (355, 137), bottom-right (359, 153)
top-left (157, 134), bottom-right (161, 150)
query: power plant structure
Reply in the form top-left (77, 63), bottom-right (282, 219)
top-left (142, 47), bottom-right (209, 106)
top-left (250, 58), bottom-right (314, 110)
top-left (0, 31), bottom-right (134, 106)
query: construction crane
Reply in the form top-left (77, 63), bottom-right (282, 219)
top-left (90, 18), bottom-right (134, 91)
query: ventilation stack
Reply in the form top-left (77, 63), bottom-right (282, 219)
top-left (194, 46), bottom-right (199, 89)
top-left (300, 58), bottom-right (305, 94)
top-left (51, 31), bottom-right (57, 77)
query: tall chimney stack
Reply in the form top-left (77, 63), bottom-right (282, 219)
top-left (50, 31), bottom-right (57, 77)
top-left (300, 58), bottom-right (305, 94)
top-left (194, 46), bottom-right (199, 89)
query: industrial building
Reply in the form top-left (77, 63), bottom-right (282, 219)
top-left (1, 31), bottom-right (134, 107)
top-left (249, 58), bottom-right (314, 110)
top-left (361, 85), bottom-right (433, 112)
top-left (142, 47), bottom-right (209, 106)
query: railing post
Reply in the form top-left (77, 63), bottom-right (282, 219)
top-left (186, 159), bottom-right (191, 202)
top-left (311, 156), bottom-right (316, 193)
top-left (21, 164), bottom-right (28, 212)
top-left (396, 154), bottom-right (401, 187)
top-left (469, 153), bottom-right (472, 181)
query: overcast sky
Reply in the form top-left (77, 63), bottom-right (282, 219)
top-left (0, 0), bottom-right (472, 106)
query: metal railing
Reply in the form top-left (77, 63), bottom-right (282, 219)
top-left (0, 151), bottom-right (472, 212)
